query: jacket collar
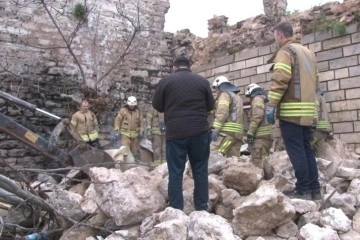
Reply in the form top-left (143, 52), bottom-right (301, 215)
top-left (267, 37), bottom-right (300, 64)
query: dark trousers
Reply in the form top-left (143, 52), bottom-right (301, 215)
top-left (88, 139), bottom-right (101, 149)
top-left (280, 120), bottom-right (320, 193)
top-left (166, 131), bottom-right (210, 211)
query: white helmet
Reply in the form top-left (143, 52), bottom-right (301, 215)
top-left (245, 83), bottom-right (261, 97)
top-left (212, 76), bottom-right (230, 88)
top-left (127, 96), bottom-right (137, 106)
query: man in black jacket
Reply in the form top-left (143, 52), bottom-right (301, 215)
top-left (152, 56), bottom-right (215, 211)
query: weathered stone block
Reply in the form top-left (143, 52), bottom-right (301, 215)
top-left (319, 70), bottom-right (334, 82)
top-left (328, 110), bottom-right (358, 122)
top-left (349, 66), bottom-right (360, 77)
top-left (352, 32), bottom-right (360, 43)
top-left (257, 64), bottom-right (273, 74)
top-left (216, 55), bottom-right (234, 67)
top-left (339, 133), bottom-right (360, 144)
top-left (227, 70), bottom-right (241, 80)
top-left (323, 36), bottom-right (351, 50)
top-left (343, 43), bottom-right (360, 56)
top-left (318, 61), bottom-right (329, 71)
top-left (235, 48), bottom-right (259, 61)
top-left (229, 61), bottom-right (245, 71)
top-left (340, 76), bottom-right (360, 89)
top-left (250, 73), bottom-right (267, 84)
top-left (315, 30), bottom-right (333, 42)
top-left (308, 42), bottom-right (322, 53)
top-left (354, 121), bottom-right (360, 132)
top-left (316, 48), bottom-right (343, 61)
top-left (329, 56), bottom-right (358, 69)
top-left (325, 90), bottom-right (345, 102)
top-left (327, 80), bottom-right (340, 91)
top-left (212, 65), bottom-right (229, 76)
top-left (234, 77), bottom-right (250, 87)
top-left (258, 46), bottom-right (271, 55)
top-left (302, 33), bottom-right (315, 45)
top-left (346, 88), bottom-right (360, 99)
top-left (331, 99), bottom-right (360, 111)
top-left (246, 56), bottom-right (263, 68)
top-left (333, 122), bottom-right (354, 133)
top-left (240, 67), bottom-right (256, 78)
top-left (335, 68), bottom-right (349, 79)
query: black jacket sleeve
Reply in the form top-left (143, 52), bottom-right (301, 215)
top-left (152, 79), bottom-right (166, 113)
top-left (205, 82), bottom-right (215, 112)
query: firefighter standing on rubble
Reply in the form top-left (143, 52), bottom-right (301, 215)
top-left (211, 76), bottom-right (244, 157)
top-left (146, 105), bottom-right (166, 164)
top-left (114, 96), bottom-right (144, 160)
top-left (245, 83), bottom-right (273, 170)
top-left (71, 99), bottom-right (100, 149)
top-left (266, 22), bottom-right (321, 200)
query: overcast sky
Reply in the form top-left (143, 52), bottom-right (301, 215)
top-left (164, 0), bottom-right (343, 37)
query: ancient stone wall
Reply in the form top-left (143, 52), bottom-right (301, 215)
top-left (193, 22), bottom-right (360, 150)
top-left (0, 0), bottom-right (172, 173)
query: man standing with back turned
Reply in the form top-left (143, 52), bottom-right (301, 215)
top-left (152, 56), bottom-right (215, 211)
top-left (266, 22), bottom-right (321, 200)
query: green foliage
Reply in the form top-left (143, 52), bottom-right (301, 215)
top-left (283, 9), bottom-right (299, 16)
top-left (307, 15), bottom-right (347, 36)
top-left (73, 3), bottom-right (87, 20)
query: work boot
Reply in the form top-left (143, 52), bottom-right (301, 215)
top-left (311, 189), bottom-right (322, 201)
top-left (283, 189), bottom-right (311, 200)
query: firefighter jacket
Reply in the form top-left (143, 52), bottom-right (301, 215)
top-left (268, 38), bottom-right (319, 126)
top-left (248, 95), bottom-right (272, 139)
top-left (146, 106), bottom-right (165, 136)
top-left (212, 91), bottom-right (243, 140)
top-left (114, 106), bottom-right (143, 138)
top-left (316, 93), bottom-right (332, 132)
top-left (71, 110), bottom-right (99, 142)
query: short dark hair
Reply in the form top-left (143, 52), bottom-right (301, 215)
top-left (173, 56), bottom-right (191, 68)
top-left (274, 22), bottom-right (293, 38)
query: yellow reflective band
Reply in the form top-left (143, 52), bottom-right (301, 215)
top-left (317, 120), bottom-right (331, 129)
top-left (255, 126), bottom-right (272, 136)
top-left (218, 100), bottom-right (230, 106)
top-left (274, 63), bottom-right (292, 75)
top-left (71, 120), bottom-right (77, 126)
top-left (280, 110), bottom-right (316, 117)
top-left (120, 129), bottom-right (139, 138)
top-left (253, 102), bottom-right (264, 108)
top-left (269, 91), bottom-right (283, 100)
top-left (280, 102), bottom-right (316, 108)
top-left (219, 139), bottom-right (232, 153)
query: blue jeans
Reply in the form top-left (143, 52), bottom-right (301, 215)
top-left (166, 131), bottom-right (210, 210)
top-left (280, 120), bottom-right (320, 193)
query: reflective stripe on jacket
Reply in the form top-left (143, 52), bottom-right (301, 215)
top-left (114, 106), bottom-right (143, 138)
top-left (248, 95), bottom-right (272, 139)
top-left (146, 106), bottom-right (165, 136)
top-left (316, 93), bottom-right (332, 132)
top-left (71, 110), bottom-right (99, 142)
top-left (268, 38), bottom-right (318, 126)
top-left (213, 91), bottom-right (243, 140)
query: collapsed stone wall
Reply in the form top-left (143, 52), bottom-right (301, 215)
top-left (0, 0), bottom-right (173, 172)
top-left (193, 21), bottom-right (360, 150)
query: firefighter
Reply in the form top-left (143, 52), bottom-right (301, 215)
top-left (71, 99), bottom-right (100, 149)
top-left (146, 105), bottom-right (166, 164)
top-left (266, 22), bottom-right (321, 200)
top-left (211, 76), bottom-right (244, 157)
top-left (114, 96), bottom-right (144, 159)
top-left (313, 88), bottom-right (333, 158)
top-left (245, 83), bottom-right (273, 170)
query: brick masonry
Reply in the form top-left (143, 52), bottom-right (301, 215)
top-left (194, 22), bottom-right (360, 149)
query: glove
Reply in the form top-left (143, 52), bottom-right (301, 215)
top-left (211, 131), bottom-right (218, 142)
top-left (246, 133), bottom-right (254, 144)
top-left (266, 106), bottom-right (276, 125)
